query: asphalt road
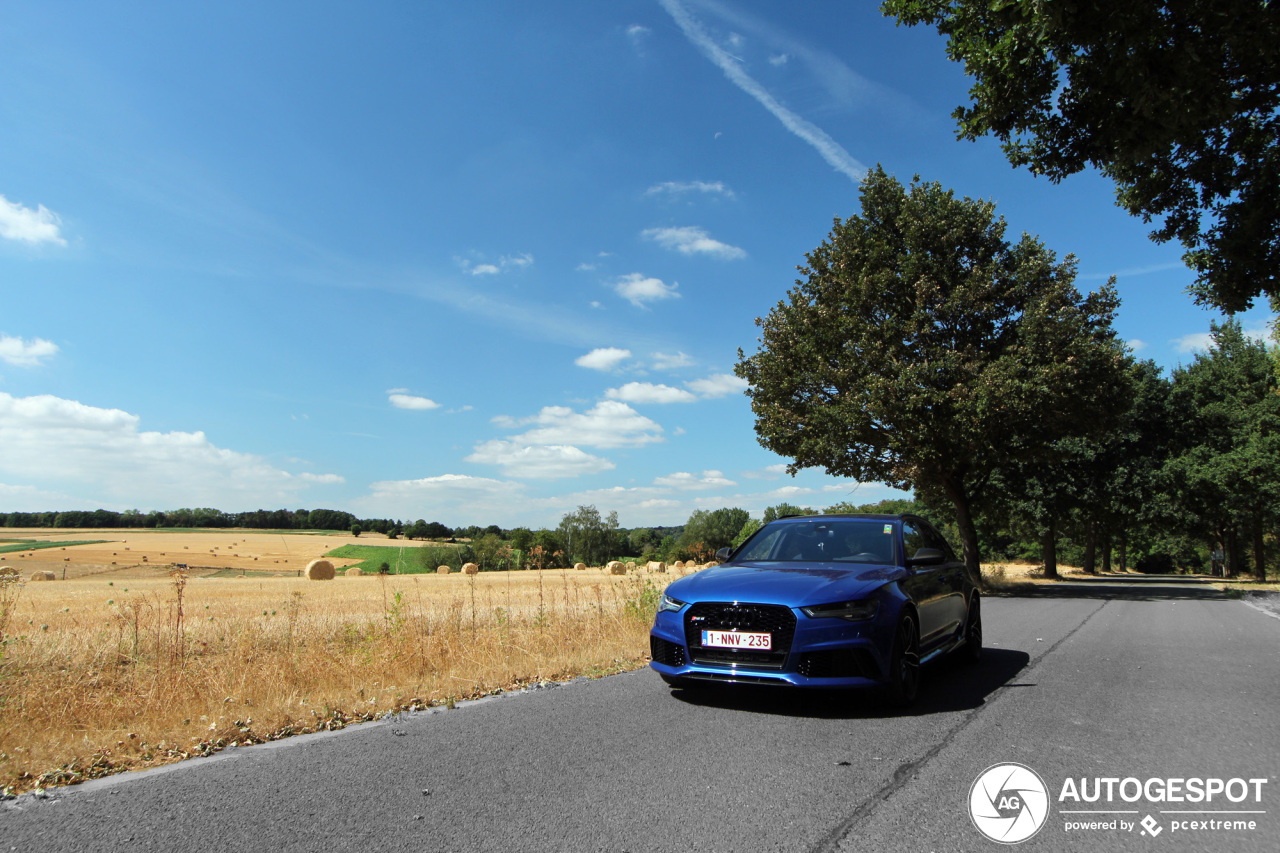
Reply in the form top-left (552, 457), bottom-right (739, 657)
top-left (3, 577), bottom-right (1277, 853)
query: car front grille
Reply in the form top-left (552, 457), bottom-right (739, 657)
top-left (685, 602), bottom-right (796, 669)
top-left (796, 648), bottom-right (876, 679)
top-left (649, 635), bottom-right (686, 667)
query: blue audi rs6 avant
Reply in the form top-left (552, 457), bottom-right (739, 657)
top-left (649, 514), bottom-right (981, 706)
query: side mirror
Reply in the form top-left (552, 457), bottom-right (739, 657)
top-left (906, 547), bottom-right (945, 567)
top-left (715, 546), bottom-right (733, 562)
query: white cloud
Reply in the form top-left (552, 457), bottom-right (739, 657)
top-left (355, 473), bottom-right (527, 521)
top-left (466, 440), bottom-right (615, 479)
top-left (495, 400), bottom-right (664, 448)
top-left (457, 253), bottom-right (533, 276)
top-left (653, 470), bottom-right (736, 489)
top-left (642, 226), bottom-right (746, 260)
top-left (741, 463), bottom-right (790, 480)
top-left (1128, 339), bottom-right (1149, 353)
top-left (298, 472), bottom-right (346, 484)
top-left (685, 373), bottom-right (749, 398)
top-left (1173, 324), bottom-right (1272, 354)
top-left (1172, 332), bottom-right (1214, 354)
top-left (605, 382), bottom-right (698, 404)
top-left (0, 335), bottom-right (59, 367)
top-left (1081, 261), bottom-right (1185, 281)
top-left (652, 351), bottom-right (694, 370)
top-left (388, 392), bottom-right (440, 410)
top-left (0, 195), bottom-right (66, 245)
top-left (576, 262), bottom-right (598, 272)
top-left (645, 181), bottom-right (736, 200)
top-left (0, 392), bottom-right (343, 508)
top-left (575, 347), bottom-right (632, 371)
top-left (769, 53), bottom-right (789, 66)
top-left (615, 273), bottom-right (680, 307)
top-left (658, 0), bottom-right (866, 184)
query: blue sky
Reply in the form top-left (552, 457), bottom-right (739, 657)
top-left (1, 0), bottom-right (1274, 529)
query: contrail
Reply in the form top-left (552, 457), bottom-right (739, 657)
top-left (658, 0), bottom-right (866, 183)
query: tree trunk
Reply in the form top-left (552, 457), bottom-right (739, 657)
top-left (1082, 520), bottom-right (1097, 575)
top-left (1041, 518), bottom-right (1059, 579)
top-left (1118, 529), bottom-right (1128, 573)
top-left (1254, 520), bottom-right (1267, 582)
top-left (1101, 523), bottom-right (1113, 574)
top-left (944, 479), bottom-right (983, 589)
top-left (1226, 527), bottom-right (1242, 578)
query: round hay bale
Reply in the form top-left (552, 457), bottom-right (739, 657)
top-left (344, 567), bottom-right (363, 577)
top-left (461, 562), bottom-right (479, 575)
top-left (672, 560), bottom-right (685, 569)
top-left (626, 561), bottom-right (636, 570)
top-left (30, 570), bottom-right (57, 582)
top-left (647, 561), bottom-right (667, 573)
top-left (574, 562), bottom-right (587, 571)
top-left (0, 566), bottom-right (18, 578)
top-left (436, 565), bottom-right (451, 574)
top-left (607, 560), bottom-right (625, 575)
top-left (305, 559), bottom-right (336, 580)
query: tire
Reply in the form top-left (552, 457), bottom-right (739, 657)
top-left (959, 597), bottom-right (982, 665)
top-left (885, 612), bottom-right (921, 707)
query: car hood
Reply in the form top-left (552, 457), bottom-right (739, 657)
top-left (666, 562), bottom-right (904, 608)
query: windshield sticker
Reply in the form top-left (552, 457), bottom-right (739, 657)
top-left (883, 524), bottom-right (892, 535)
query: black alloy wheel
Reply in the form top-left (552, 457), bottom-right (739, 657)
top-left (886, 613), bottom-right (920, 707)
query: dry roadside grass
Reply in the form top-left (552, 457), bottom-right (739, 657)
top-left (0, 561), bottom-right (682, 795)
top-left (981, 561), bottom-right (1278, 593)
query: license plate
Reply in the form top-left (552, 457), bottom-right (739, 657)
top-left (701, 630), bottom-right (772, 650)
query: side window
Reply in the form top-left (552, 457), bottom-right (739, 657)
top-left (901, 521), bottom-right (925, 560)
top-left (919, 520), bottom-right (957, 561)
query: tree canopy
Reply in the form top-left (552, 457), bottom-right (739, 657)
top-left (883, 0), bottom-right (1280, 312)
top-left (556, 505), bottom-right (620, 566)
top-left (735, 166), bottom-right (1131, 581)
top-left (1165, 321), bottom-right (1280, 578)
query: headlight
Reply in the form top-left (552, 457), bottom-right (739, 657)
top-left (800, 599), bottom-right (879, 622)
top-left (657, 593), bottom-right (686, 613)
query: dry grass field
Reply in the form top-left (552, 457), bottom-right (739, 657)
top-left (0, 530), bottom-right (680, 795)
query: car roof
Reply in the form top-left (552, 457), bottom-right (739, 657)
top-left (769, 513), bottom-right (906, 522)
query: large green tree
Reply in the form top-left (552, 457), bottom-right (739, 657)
top-left (883, 0), bottom-right (1280, 312)
top-left (557, 505), bottom-right (620, 566)
top-left (735, 166), bottom-right (1131, 583)
top-left (1165, 321), bottom-right (1280, 579)
top-left (678, 507), bottom-right (751, 555)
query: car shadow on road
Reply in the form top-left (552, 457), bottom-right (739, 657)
top-left (990, 575), bottom-right (1236, 602)
top-left (667, 647), bottom-right (1032, 720)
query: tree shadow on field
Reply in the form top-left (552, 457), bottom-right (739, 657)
top-left (667, 647), bottom-right (1031, 720)
top-left (991, 575), bottom-right (1235, 602)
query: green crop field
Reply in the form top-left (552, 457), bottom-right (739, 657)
top-left (0, 540), bottom-right (111, 554)
top-left (324, 543), bottom-right (468, 573)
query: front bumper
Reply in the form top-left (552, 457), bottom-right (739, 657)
top-left (649, 603), bottom-right (893, 689)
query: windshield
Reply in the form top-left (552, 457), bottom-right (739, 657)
top-left (735, 519), bottom-right (899, 565)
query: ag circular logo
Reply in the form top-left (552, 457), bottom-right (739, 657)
top-left (969, 763), bottom-right (1050, 844)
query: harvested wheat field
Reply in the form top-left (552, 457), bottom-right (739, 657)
top-left (0, 528), bottom-right (376, 581)
top-left (0, 530), bottom-right (687, 795)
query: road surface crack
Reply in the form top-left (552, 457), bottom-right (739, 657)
top-left (807, 597), bottom-right (1112, 853)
